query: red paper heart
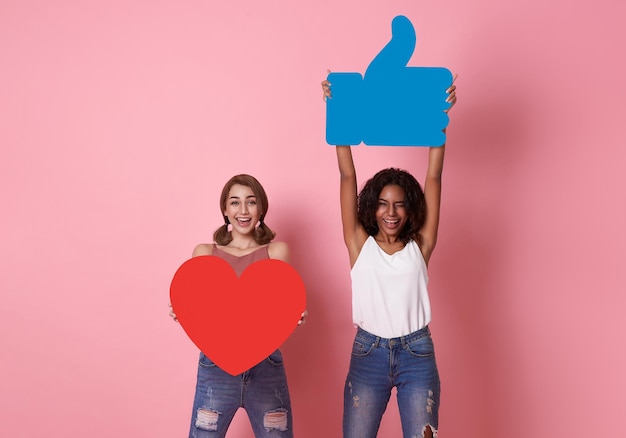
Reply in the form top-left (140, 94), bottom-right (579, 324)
top-left (170, 255), bottom-right (306, 375)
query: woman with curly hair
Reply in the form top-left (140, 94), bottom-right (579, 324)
top-left (323, 77), bottom-right (456, 438)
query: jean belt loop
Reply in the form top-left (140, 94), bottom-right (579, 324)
top-left (373, 336), bottom-right (380, 348)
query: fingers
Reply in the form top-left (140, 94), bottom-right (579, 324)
top-left (446, 73), bottom-right (457, 95)
top-left (445, 73), bottom-right (458, 112)
top-left (322, 70), bottom-right (332, 101)
top-left (322, 70), bottom-right (456, 106)
top-left (446, 91), bottom-right (457, 104)
top-left (321, 79), bottom-right (332, 101)
top-left (168, 303), bottom-right (178, 322)
top-left (446, 73), bottom-right (458, 95)
top-left (298, 309), bottom-right (308, 325)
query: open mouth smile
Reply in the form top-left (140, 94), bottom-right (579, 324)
top-left (383, 218), bottom-right (399, 225)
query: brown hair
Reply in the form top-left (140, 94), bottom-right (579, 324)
top-left (213, 174), bottom-right (276, 245)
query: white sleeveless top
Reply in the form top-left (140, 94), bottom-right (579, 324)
top-left (351, 236), bottom-right (431, 338)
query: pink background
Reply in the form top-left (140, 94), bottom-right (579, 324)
top-left (1, 0), bottom-right (624, 436)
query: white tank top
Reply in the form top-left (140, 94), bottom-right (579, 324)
top-left (351, 236), bottom-right (431, 338)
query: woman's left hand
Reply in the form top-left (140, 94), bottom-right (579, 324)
top-left (298, 310), bottom-right (308, 326)
top-left (445, 73), bottom-right (458, 112)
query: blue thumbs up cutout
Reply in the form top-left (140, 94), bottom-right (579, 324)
top-left (326, 15), bottom-right (453, 147)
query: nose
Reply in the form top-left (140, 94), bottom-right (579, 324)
top-left (388, 204), bottom-right (396, 216)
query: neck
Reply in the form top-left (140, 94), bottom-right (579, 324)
top-left (228, 232), bottom-right (258, 250)
top-left (374, 233), bottom-right (402, 245)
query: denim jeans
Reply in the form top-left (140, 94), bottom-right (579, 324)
top-left (343, 326), bottom-right (440, 438)
top-left (189, 350), bottom-right (293, 438)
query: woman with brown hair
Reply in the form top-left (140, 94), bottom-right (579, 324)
top-left (172, 174), bottom-right (296, 438)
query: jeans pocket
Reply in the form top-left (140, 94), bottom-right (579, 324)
top-left (351, 339), bottom-right (374, 357)
top-left (198, 352), bottom-right (217, 368)
top-left (404, 335), bottom-right (435, 358)
top-left (267, 349), bottom-right (284, 366)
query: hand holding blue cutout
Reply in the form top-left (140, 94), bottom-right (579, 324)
top-left (325, 16), bottom-right (453, 147)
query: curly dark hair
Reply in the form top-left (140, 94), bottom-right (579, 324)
top-left (357, 168), bottom-right (426, 245)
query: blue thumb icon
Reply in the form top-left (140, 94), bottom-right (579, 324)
top-left (326, 15), bottom-right (453, 147)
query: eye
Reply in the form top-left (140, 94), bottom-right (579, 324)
top-left (230, 201), bottom-right (239, 206)
top-left (248, 200), bottom-right (257, 206)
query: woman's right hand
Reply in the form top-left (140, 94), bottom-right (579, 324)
top-left (321, 70), bottom-right (331, 101)
top-left (168, 303), bottom-right (178, 322)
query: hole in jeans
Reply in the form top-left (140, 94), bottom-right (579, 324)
top-left (195, 408), bottom-right (220, 431)
top-left (263, 408), bottom-right (288, 431)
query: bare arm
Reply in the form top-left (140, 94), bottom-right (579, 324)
top-left (418, 75), bottom-right (457, 265)
top-left (336, 146), bottom-right (368, 266)
top-left (419, 145), bottom-right (445, 265)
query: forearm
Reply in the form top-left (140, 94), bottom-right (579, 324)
top-left (336, 146), bottom-right (360, 248)
top-left (336, 146), bottom-right (356, 179)
top-left (424, 146), bottom-right (443, 225)
top-left (420, 144), bottom-right (445, 259)
top-left (426, 144), bottom-right (445, 182)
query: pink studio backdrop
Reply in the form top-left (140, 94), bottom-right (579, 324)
top-left (1, 0), bottom-right (624, 436)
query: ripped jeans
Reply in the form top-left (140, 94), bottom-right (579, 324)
top-left (343, 326), bottom-right (440, 438)
top-left (189, 350), bottom-right (293, 438)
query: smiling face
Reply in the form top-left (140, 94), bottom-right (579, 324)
top-left (375, 184), bottom-right (408, 239)
top-left (223, 184), bottom-right (261, 236)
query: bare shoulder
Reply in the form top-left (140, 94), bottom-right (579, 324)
top-left (267, 241), bottom-right (290, 263)
top-left (192, 243), bottom-right (214, 257)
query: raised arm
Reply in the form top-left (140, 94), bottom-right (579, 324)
top-left (337, 146), bottom-right (368, 266)
top-left (418, 145), bottom-right (445, 265)
top-left (418, 75), bottom-right (457, 265)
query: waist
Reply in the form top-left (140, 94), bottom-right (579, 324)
top-left (355, 325), bottom-right (431, 349)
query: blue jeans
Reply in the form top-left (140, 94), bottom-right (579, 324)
top-left (189, 350), bottom-right (293, 438)
top-left (343, 326), bottom-right (440, 438)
